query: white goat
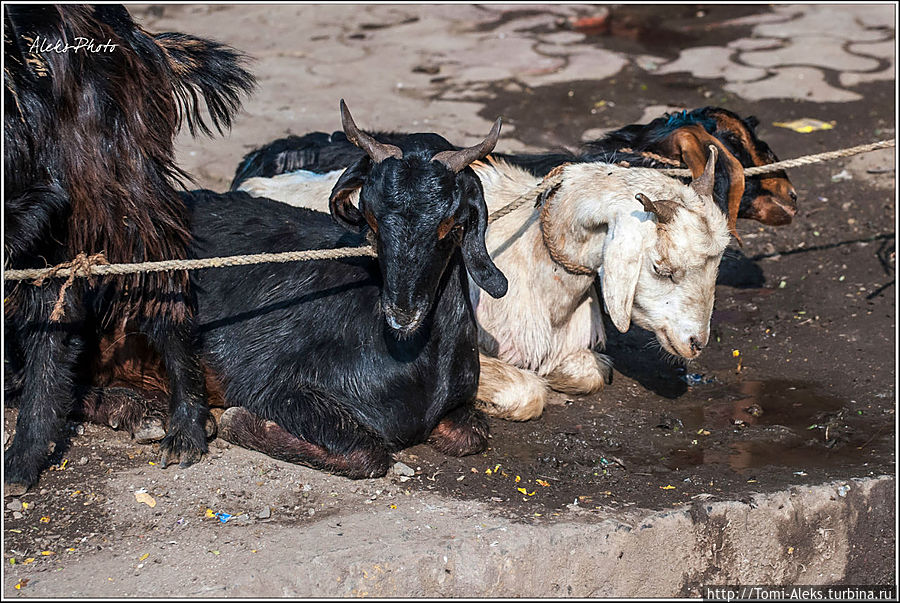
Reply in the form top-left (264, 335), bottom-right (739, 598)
top-left (238, 147), bottom-right (731, 421)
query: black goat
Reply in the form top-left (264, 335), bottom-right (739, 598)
top-left (230, 106), bottom-right (798, 236)
top-left (91, 102), bottom-right (508, 478)
top-left (3, 5), bottom-right (254, 494)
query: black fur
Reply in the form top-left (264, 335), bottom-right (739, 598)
top-left (184, 132), bottom-right (507, 477)
top-left (3, 4), bottom-right (254, 492)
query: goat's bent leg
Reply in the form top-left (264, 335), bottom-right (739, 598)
top-left (140, 316), bottom-right (211, 468)
top-left (4, 322), bottom-right (84, 495)
top-left (428, 404), bottom-right (489, 457)
top-left (218, 406), bottom-right (392, 479)
top-left (544, 348), bottom-right (613, 395)
top-left (74, 386), bottom-right (168, 444)
top-left (476, 354), bottom-right (548, 421)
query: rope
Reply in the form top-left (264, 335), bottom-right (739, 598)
top-left (32, 252), bottom-right (109, 321)
top-left (537, 180), bottom-right (595, 276)
top-left (619, 147), bottom-right (682, 167)
top-left (4, 139), bottom-right (894, 286)
top-left (656, 139), bottom-right (894, 178)
top-left (5, 246), bottom-right (376, 282)
top-left (485, 162), bottom-right (568, 224)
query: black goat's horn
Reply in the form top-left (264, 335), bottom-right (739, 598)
top-left (340, 99), bottom-right (402, 163)
top-left (636, 193), bottom-right (678, 224)
top-left (432, 117), bottom-right (502, 174)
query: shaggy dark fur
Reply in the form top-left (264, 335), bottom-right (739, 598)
top-left (229, 106), bottom-right (798, 227)
top-left (3, 4), bottom-right (255, 493)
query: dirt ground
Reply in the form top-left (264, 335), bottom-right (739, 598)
top-left (3, 3), bottom-right (896, 596)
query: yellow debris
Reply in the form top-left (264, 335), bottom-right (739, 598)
top-left (134, 492), bottom-right (156, 508)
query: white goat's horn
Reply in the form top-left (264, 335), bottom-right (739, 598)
top-left (433, 118), bottom-right (502, 174)
top-left (340, 99), bottom-right (402, 164)
top-left (689, 144), bottom-right (718, 201)
top-left (636, 193), bottom-right (677, 224)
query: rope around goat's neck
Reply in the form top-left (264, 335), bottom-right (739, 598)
top-left (536, 165), bottom-right (596, 277)
top-left (3, 138), bottom-right (894, 287)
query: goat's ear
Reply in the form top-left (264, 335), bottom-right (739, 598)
top-left (745, 115), bottom-right (760, 130)
top-left (328, 158), bottom-right (367, 232)
top-left (459, 176), bottom-right (508, 299)
top-left (600, 215), bottom-right (646, 333)
top-left (661, 124), bottom-right (744, 240)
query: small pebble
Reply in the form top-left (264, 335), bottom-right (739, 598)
top-left (77, 457), bottom-right (88, 466)
top-left (13, 512), bottom-right (23, 520)
top-left (392, 462), bottom-right (415, 477)
top-left (257, 507), bottom-right (271, 520)
top-left (6, 500), bottom-right (22, 512)
top-left (307, 508), bottom-right (315, 516)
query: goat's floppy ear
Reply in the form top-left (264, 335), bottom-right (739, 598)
top-left (459, 176), bottom-right (508, 299)
top-left (661, 124), bottom-right (744, 241)
top-left (328, 157), bottom-right (367, 232)
top-left (600, 214), bottom-right (647, 333)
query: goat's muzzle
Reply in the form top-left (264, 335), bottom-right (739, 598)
top-left (383, 302), bottom-right (426, 337)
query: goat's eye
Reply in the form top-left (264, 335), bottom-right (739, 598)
top-left (653, 264), bottom-right (675, 282)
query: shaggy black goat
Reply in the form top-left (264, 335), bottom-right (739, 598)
top-left (3, 5), bottom-right (254, 494)
top-left (230, 106), bottom-right (798, 236)
top-left (90, 102), bottom-right (508, 478)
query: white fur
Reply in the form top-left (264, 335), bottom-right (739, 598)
top-left (242, 158), bottom-right (730, 421)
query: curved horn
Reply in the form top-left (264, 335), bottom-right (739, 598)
top-left (635, 193), bottom-right (678, 224)
top-left (690, 145), bottom-right (718, 199)
top-left (340, 99), bottom-right (402, 163)
top-left (432, 117), bottom-right (502, 173)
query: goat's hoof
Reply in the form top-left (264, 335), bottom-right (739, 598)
top-left (475, 397), bottom-right (544, 421)
top-left (217, 407), bottom-right (242, 440)
top-left (204, 413), bottom-right (218, 440)
top-left (156, 426), bottom-right (208, 469)
top-left (133, 417), bottom-right (167, 444)
top-left (428, 407), bottom-right (490, 456)
top-left (4, 482), bottom-right (29, 497)
top-left (157, 445), bottom-right (204, 469)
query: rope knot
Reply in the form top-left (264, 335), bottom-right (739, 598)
top-left (34, 252), bottom-right (110, 322)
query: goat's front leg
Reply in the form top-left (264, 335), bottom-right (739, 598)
top-left (4, 320), bottom-right (84, 495)
top-left (140, 316), bottom-right (210, 468)
top-left (217, 404), bottom-right (392, 479)
top-left (544, 348), bottom-right (613, 396)
top-left (428, 404), bottom-right (489, 456)
top-left (476, 354), bottom-right (548, 421)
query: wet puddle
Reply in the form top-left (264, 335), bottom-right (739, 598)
top-left (662, 380), bottom-right (885, 473)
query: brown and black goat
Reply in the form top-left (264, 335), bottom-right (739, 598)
top-left (3, 5), bottom-right (255, 494)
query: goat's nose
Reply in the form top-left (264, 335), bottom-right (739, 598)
top-left (689, 336), bottom-right (704, 353)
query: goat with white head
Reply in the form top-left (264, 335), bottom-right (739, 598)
top-left (447, 146), bottom-right (730, 419)
top-left (237, 142), bottom-right (731, 421)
